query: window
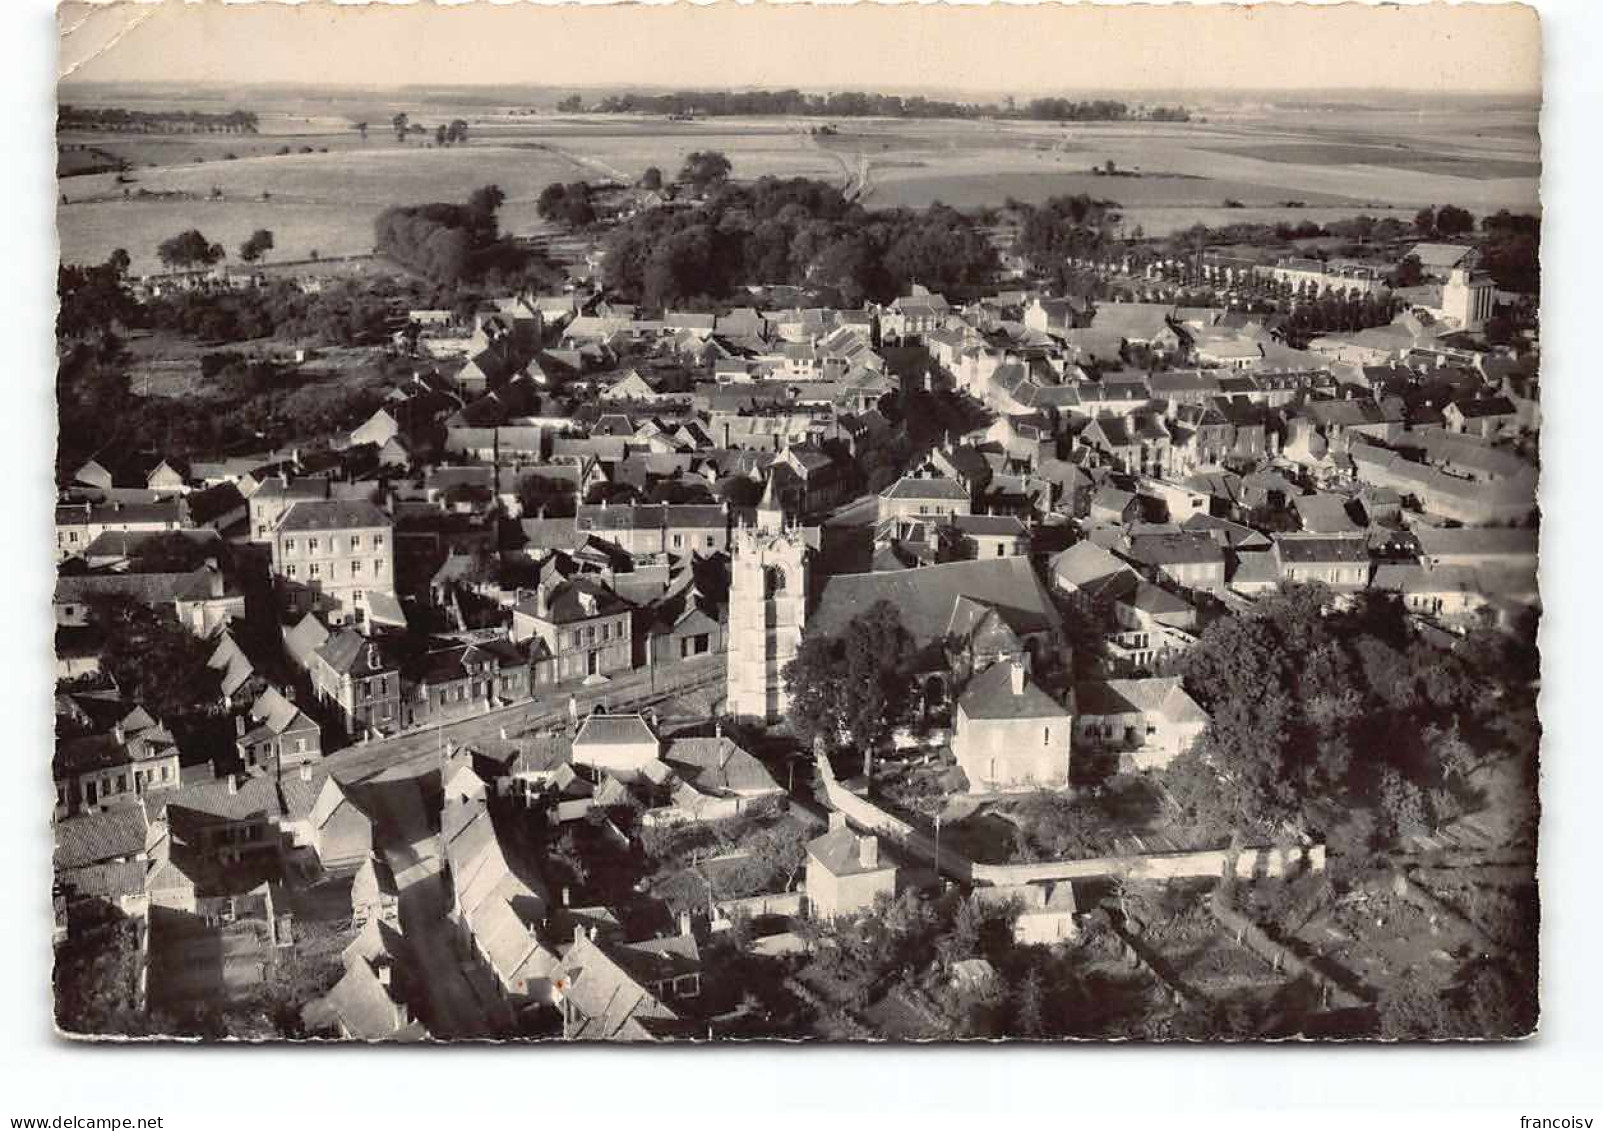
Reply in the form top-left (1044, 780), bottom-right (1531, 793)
top-left (309, 538), bottom-right (320, 553)
top-left (296, 738), bottom-right (307, 753)
top-left (351, 561), bottom-right (362, 577)
top-left (309, 563), bottom-right (321, 578)
top-left (353, 589), bottom-right (364, 602)
top-left (601, 623), bottom-right (610, 641)
top-left (706, 535), bottom-right (716, 548)
top-left (284, 538), bottom-right (296, 553)
top-left (373, 559), bottom-right (385, 575)
top-left (373, 534), bottom-right (385, 549)
top-left (286, 565), bottom-right (297, 578)
top-left (350, 535), bottom-right (361, 551)
top-left (672, 534), bottom-right (683, 549)
top-left (161, 765), bottom-right (170, 782)
top-left (1043, 728), bottom-right (1051, 746)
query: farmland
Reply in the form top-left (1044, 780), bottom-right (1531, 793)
top-left (57, 90), bottom-right (1541, 274)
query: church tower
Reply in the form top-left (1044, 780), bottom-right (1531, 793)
top-left (726, 478), bottom-right (809, 721)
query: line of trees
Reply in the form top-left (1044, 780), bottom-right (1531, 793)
top-left (58, 105), bottom-right (259, 134)
top-left (571, 89), bottom-right (1186, 123)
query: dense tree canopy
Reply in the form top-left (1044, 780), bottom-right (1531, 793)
top-left (1163, 585), bottom-right (1539, 850)
top-left (375, 184), bottom-right (553, 287)
top-left (238, 228), bottom-right (275, 263)
top-left (58, 251), bottom-right (138, 341)
top-left (600, 176), bottom-right (998, 307)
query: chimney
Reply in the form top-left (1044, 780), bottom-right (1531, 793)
top-left (227, 775), bottom-right (239, 796)
top-left (829, 811), bottom-right (848, 833)
top-left (375, 961), bottom-right (392, 988)
top-left (714, 721), bottom-right (723, 739)
top-left (679, 911), bottom-right (693, 938)
top-left (574, 919), bottom-right (587, 945)
top-left (562, 886), bottom-right (571, 907)
top-left (1010, 657), bottom-right (1026, 696)
top-left (535, 583), bottom-right (550, 618)
top-left (114, 723), bottom-right (125, 744)
top-left (299, 762), bottom-right (312, 782)
top-left (235, 714), bottom-right (246, 738)
top-left (499, 727), bottom-right (508, 741)
top-left (858, 835), bottom-right (879, 870)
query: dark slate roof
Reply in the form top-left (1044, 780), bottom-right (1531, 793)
top-left (1125, 533), bottom-right (1225, 568)
top-left (277, 500), bottom-right (391, 533)
top-left (880, 476), bottom-right (970, 502)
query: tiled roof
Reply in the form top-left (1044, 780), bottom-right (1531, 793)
top-left (806, 826), bottom-right (892, 878)
top-left (53, 806), bottom-right (149, 869)
top-left (663, 737), bottom-right (780, 795)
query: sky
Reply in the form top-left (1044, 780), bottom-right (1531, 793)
top-left (59, 1), bottom-right (1542, 98)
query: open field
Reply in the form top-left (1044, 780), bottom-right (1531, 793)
top-left (58, 97), bottom-right (1540, 270)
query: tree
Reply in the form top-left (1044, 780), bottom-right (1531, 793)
top-left (679, 150), bottom-right (732, 193)
top-left (157, 229), bottom-right (225, 270)
top-left (1413, 206), bottom-right (1437, 237)
top-left (1435, 204), bottom-right (1475, 237)
top-left (447, 119), bottom-right (469, 144)
top-left (435, 124), bottom-right (448, 147)
top-left (1391, 253), bottom-right (1424, 289)
top-left (88, 596), bottom-right (218, 720)
top-left (238, 228), bottom-right (275, 263)
top-left (782, 600), bottom-right (915, 760)
top-left (354, 121), bottom-right (368, 140)
top-left (639, 166), bottom-right (664, 191)
top-left (392, 112), bottom-right (409, 142)
top-left (557, 94), bottom-right (584, 113)
top-left (536, 181), bottom-right (596, 228)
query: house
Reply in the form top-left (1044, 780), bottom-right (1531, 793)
top-left (1122, 532), bottom-right (1226, 593)
top-left (877, 475), bottom-right (973, 523)
top-left (510, 577), bottom-right (633, 681)
top-left (149, 763), bottom-right (326, 875)
top-left (1088, 485), bottom-right (1142, 527)
top-left (54, 566), bottom-right (245, 638)
top-left (1406, 242), bottom-right (1481, 280)
top-left (556, 929), bottom-right (689, 1041)
top-left (945, 514), bottom-right (1030, 560)
top-left (1274, 534), bottom-right (1370, 588)
top-left (806, 813), bottom-right (897, 920)
top-left (661, 734), bottom-right (784, 812)
top-left (287, 618), bottom-right (403, 739)
top-left (271, 500), bottom-right (395, 627)
top-left (974, 882), bottom-right (1079, 945)
top-left (306, 775), bottom-right (376, 873)
top-left (301, 918), bottom-right (427, 1041)
top-left (1051, 540), bottom-right (1139, 613)
top-left (1413, 527), bottom-right (1538, 573)
top-left (571, 712), bottom-right (660, 781)
top-left (1073, 677), bottom-right (1209, 771)
top-left (235, 686), bottom-right (321, 774)
top-left (441, 795), bottom-right (561, 1010)
top-left (952, 657), bottom-right (1074, 793)
top-left (575, 502), bottom-right (730, 557)
top-left (249, 475), bottom-right (332, 542)
top-left (402, 640), bottom-right (532, 728)
top-left (881, 289), bottom-right (952, 343)
top-left (1444, 396), bottom-right (1520, 439)
top-left (54, 707), bottom-right (181, 818)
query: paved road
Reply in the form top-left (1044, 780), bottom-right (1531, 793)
top-left (329, 655), bottom-right (726, 786)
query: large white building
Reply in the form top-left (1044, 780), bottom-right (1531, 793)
top-left (271, 500), bottom-right (395, 627)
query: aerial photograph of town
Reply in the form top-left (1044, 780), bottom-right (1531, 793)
top-left (49, 1), bottom-right (1545, 1046)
